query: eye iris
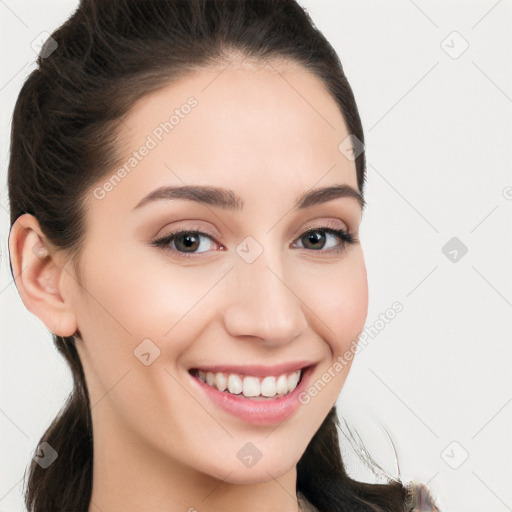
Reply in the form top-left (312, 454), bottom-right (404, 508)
top-left (303, 230), bottom-right (325, 250)
top-left (176, 232), bottom-right (200, 252)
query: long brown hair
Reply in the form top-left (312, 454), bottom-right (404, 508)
top-left (8, 1), bottom-right (408, 510)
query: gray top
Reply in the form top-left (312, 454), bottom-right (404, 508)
top-left (406, 482), bottom-right (441, 511)
top-left (297, 482), bottom-right (440, 512)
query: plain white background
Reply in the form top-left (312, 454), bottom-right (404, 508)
top-left (1, 1), bottom-right (511, 511)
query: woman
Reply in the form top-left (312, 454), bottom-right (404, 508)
top-left (7, 1), bottom-right (440, 510)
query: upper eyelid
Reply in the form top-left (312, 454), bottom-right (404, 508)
top-left (155, 224), bottom-right (349, 240)
top-left (154, 217), bottom-right (351, 241)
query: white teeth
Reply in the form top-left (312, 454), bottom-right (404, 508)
top-left (227, 374), bottom-right (243, 395)
top-left (242, 376), bottom-right (260, 397)
top-left (195, 369), bottom-right (303, 398)
top-left (287, 371), bottom-right (300, 389)
top-left (276, 374), bottom-right (288, 395)
top-left (216, 372), bottom-right (227, 392)
top-left (260, 376), bottom-right (277, 397)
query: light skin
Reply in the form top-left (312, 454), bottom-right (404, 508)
top-left (9, 58), bottom-right (368, 512)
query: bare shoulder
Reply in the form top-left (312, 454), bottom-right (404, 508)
top-left (406, 482), bottom-right (441, 511)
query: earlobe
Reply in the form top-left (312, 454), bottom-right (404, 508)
top-left (8, 213), bottom-right (78, 337)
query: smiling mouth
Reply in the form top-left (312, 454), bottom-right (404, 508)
top-left (188, 367), bottom-right (306, 400)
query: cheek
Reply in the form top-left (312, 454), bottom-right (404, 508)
top-left (297, 250), bottom-right (368, 354)
top-left (72, 249), bottom-right (211, 437)
top-left (72, 246), bottom-right (234, 407)
top-left (78, 245), bottom-right (216, 339)
top-left (292, 252), bottom-right (368, 422)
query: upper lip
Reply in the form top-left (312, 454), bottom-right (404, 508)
top-left (189, 361), bottom-right (315, 377)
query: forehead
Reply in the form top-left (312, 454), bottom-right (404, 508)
top-left (89, 61), bottom-right (358, 214)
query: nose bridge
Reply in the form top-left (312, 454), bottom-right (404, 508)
top-left (222, 242), bottom-right (308, 345)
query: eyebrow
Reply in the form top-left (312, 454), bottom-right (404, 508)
top-left (132, 183), bottom-right (365, 212)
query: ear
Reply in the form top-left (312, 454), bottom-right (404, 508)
top-left (8, 213), bottom-right (78, 337)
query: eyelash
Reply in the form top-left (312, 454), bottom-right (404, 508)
top-left (152, 225), bottom-right (357, 260)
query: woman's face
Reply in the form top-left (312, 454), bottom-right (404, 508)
top-left (70, 60), bottom-right (368, 486)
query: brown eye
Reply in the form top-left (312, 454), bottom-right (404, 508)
top-left (301, 230), bottom-right (327, 250)
top-left (152, 229), bottom-right (218, 259)
top-left (295, 227), bottom-right (354, 252)
top-left (173, 232), bottom-right (201, 252)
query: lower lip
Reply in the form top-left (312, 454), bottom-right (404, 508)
top-left (188, 366), bottom-right (315, 426)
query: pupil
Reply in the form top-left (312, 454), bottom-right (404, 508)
top-left (306, 231), bottom-right (325, 249)
top-left (180, 233), bottom-right (198, 250)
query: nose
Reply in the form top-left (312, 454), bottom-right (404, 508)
top-left (222, 249), bottom-right (308, 347)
